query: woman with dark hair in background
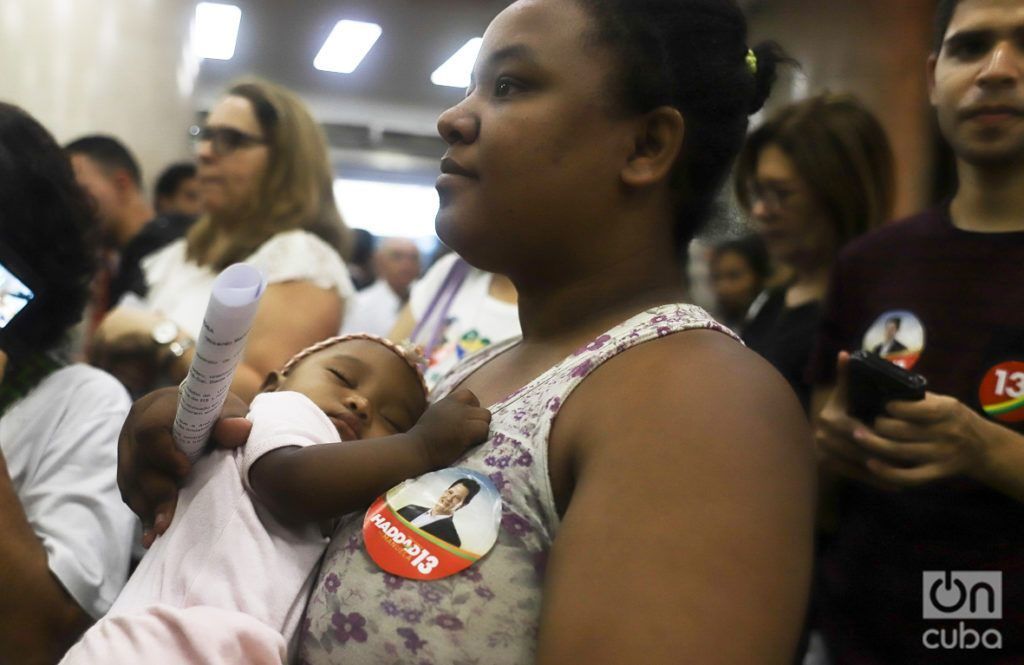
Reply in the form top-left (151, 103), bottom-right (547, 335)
top-left (709, 234), bottom-right (771, 331)
top-left (118, 1), bottom-right (815, 663)
top-left (0, 102), bottom-right (135, 663)
top-left (736, 93), bottom-right (896, 410)
top-left (91, 79), bottom-right (355, 402)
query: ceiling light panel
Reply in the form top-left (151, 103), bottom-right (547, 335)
top-left (314, 20), bottom-right (383, 74)
top-left (194, 3), bottom-right (241, 61)
top-left (431, 38), bottom-right (483, 88)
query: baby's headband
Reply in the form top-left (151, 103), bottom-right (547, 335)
top-left (281, 333), bottom-right (429, 398)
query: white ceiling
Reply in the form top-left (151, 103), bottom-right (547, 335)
top-left (192, 0), bottom-right (763, 181)
top-left (194, 0), bottom-right (511, 180)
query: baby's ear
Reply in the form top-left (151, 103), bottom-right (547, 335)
top-left (260, 371), bottom-right (284, 393)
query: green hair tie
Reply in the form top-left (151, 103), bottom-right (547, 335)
top-left (746, 48), bottom-right (758, 75)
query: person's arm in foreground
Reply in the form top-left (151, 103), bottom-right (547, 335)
top-left (0, 454), bottom-right (92, 664)
top-left (0, 352), bottom-right (90, 664)
top-left (536, 332), bottom-right (816, 665)
top-left (815, 352), bottom-right (1024, 501)
top-left (95, 281), bottom-right (342, 402)
top-left (248, 390), bottom-right (491, 526)
top-left (117, 387), bottom-right (251, 547)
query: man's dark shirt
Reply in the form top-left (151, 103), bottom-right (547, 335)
top-left (808, 207), bottom-right (1024, 664)
top-left (109, 213), bottom-right (195, 304)
top-left (397, 504), bottom-right (461, 548)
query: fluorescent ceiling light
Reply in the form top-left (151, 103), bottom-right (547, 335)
top-left (314, 20), bottom-right (383, 74)
top-left (334, 179), bottom-right (439, 239)
top-left (431, 38), bottom-right (483, 88)
top-left (194, 3), bottom-right (241, 60)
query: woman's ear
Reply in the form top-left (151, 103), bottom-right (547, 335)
top-left (260, 371), bottom-right (284, 393)
top-left (621, 106), bottom-right (686, 188)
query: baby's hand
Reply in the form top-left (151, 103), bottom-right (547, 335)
top-left (409, 389), bottom-right (492, 467)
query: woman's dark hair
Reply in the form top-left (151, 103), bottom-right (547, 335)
top-left (0, 103), bottom-right (97, 356)
top-left (734, 93), bottom-right (895, 249)
top-left (710, 235), bottom-right (770, 281)
top-left (576, 0), bottom-right (787, 250)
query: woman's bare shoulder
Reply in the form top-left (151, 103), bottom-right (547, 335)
top-left (557, 328), bottom-right (810, 467)
top-left (585, 328), bottom-right (795, 411)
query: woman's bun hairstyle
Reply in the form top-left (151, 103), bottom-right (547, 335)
top-left (577, 0), bottom-right (794, 249)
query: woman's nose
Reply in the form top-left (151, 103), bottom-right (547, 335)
top-left (195, 138), bottom-right (215, 164)
top-left (437, 98), bottom-right (480, 145)
top-left (751, 198), bottom-right (770, 221)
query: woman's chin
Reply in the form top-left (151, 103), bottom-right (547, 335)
top-left (434, 208), bottom-right (468, 251)
top-left (200, 199), bottom-right (225, 216)
top-left (203, 200), bottom-right (248, 222)
top-left (434, 216), bottom-right (490, 268)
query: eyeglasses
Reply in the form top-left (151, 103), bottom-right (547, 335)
top-left (189, 125), bottom-right (266, 156)
top-left (746, 181), bottom-right (798, 212)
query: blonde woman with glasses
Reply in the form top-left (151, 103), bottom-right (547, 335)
top-left (91, 80), bottom-right (354, 401)
top-left (735, 93), bottom-right (896, 410)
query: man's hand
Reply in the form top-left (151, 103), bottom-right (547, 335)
top-left (815, 352), bottom-right (1009, 490)
top-left (814, 352), bottom-right (901, 490)
top-left (409, 389), bottom-right (492, 468)
top-left (858, 393), bottom-right (994, 486)
top-left (117, 387), bottom-right (251, 547)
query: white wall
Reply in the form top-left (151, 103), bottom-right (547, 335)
top-left (0, 0), bottom-right (198, 193)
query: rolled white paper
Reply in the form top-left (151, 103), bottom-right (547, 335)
top-left (172, 263), bottom-right (266, 462)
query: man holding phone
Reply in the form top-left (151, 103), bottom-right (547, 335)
top-left (810, 1), bottom-right (1024, 662)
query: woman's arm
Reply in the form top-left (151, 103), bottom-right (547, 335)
top-left (170, 281), bottom-right (343, 402)
top-left (117, 388), bottom-right (251, 546)
top-left (94, 281), bottom-right (342, 402)
top-left (0, 451), bottom-right (92, 664)
top-left (536, 331), bottom-right (816, 665)
top-left (0, 353), bottom-right (92, 664)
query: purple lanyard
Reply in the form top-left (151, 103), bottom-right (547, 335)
top-left (411, 257), bottom-right (471, 358)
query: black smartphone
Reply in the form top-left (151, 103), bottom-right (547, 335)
top-left (846, 350), bottom-right (927, 424)
top-left (0, 244), bottom-right (43, 355)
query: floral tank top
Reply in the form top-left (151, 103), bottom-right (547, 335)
top-left (298, 304), bottom-right (739, 665)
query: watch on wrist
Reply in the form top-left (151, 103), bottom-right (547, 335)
top-left (168, 337), bottom-right (195, 359)
top-left (151, 320), bottom-right (194, 365)
top-left (151, 320), bottom-right (179, 345)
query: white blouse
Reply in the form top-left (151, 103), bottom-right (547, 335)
top-left (141, 230), bottom-right (355, 339)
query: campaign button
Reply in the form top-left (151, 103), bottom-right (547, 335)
top-left (363, 468), bottom-right (501, 580)
top-left (979, 361), bottom-right (1024, 423)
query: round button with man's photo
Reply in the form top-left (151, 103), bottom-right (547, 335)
top-left (362, 468), bottom-right (501, 580)
top-left (861, 310), bottom-right (925, 369)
